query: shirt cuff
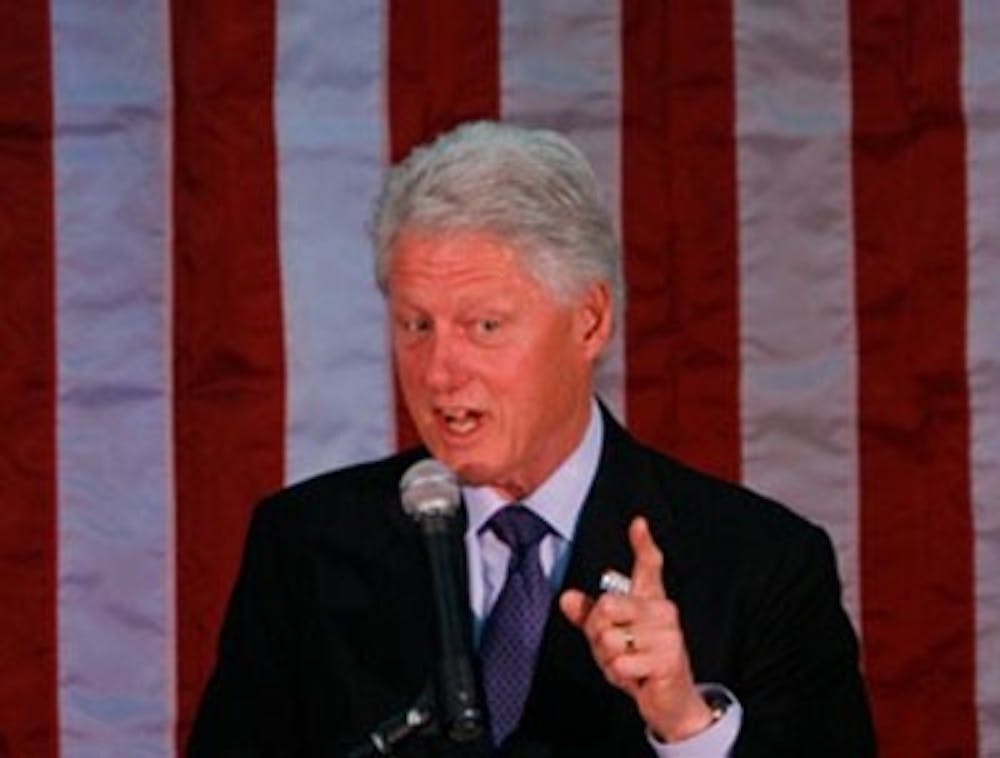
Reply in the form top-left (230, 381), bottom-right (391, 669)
top-left (646, 684), bottom-right (742, 758)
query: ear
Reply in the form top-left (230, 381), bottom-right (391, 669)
top-left (574, 281), bottom-right (613, 361)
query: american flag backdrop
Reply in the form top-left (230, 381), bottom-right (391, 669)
top-left (1, 1), bottom-right (998, 756)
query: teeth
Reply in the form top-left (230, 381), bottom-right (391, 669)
top-left (449, 417), bottom-right (476, 433)
top-left (440, 408), bottom-right (479, 434)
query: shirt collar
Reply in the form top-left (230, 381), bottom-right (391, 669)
top-left (462, 398), bottom-right (604, 540)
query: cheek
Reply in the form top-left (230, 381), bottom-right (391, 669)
top-left (394, 354), bottom-right (433, 419)
top-left (527, 345), bottom-right (589, 416)
top-left (394, 348), bottom-right (424, 388)
top-left (494, 354), bottom-right (557, 418)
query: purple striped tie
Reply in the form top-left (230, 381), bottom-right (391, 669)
top-left (479, 505), bottom-right (553, 747)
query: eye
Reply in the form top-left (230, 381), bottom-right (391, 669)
top-left (397, 314), bottom-right (431, 336)
top-left (468, 316), bottom-right (506, 342)
top-left (477, 318), bottom-right (501, 335)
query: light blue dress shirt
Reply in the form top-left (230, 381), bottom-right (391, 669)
top-left (461, 400), bottom-right (742, 756)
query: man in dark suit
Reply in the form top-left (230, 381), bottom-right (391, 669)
top-left (189, 121), bottom-right (875, 756)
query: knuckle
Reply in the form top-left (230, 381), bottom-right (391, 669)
top-left (609, 657), bottom-right (630, 679)
top-left (591, 646), bottom-right (611, 669)
top-left (588, 597), bottom-right (615, 623)
top-left (600, 594), bottom-right (624, 615)
top-left (588, 595), bottom-right (610, 620)
top-left (595, 625), bottom-right (618, 650)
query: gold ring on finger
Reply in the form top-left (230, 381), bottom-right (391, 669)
top-left (622, 626), bottom-right (637, 654)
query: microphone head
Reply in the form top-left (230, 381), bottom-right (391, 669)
top-left (400, 458), bottom-right (461, 520)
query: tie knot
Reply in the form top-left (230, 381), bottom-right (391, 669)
top-left (486, 504), bottom-right (551, 552)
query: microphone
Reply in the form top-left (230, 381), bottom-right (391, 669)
top-left (400, 458), bottom-right (484, 743)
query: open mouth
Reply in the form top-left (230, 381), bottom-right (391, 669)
top-left (437, 406), bottom-right (484, 436)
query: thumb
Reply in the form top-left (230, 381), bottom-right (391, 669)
top-left (559, 588), bottom-right (594, 629)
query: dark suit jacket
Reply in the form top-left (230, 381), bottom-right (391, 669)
top-left (189, 408), bottom-right (875, 756)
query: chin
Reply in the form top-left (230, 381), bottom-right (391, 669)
top-left (424, 440), bottom-right (514, 492)
top-left (447, 459), bottom-right (491, 485)
top-left (437, 457), bottom-right (499, 489)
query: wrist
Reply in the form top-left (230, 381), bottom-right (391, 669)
top-left (650, 691), bottom-right (715, 743)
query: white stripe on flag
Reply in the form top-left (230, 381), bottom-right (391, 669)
top-left (499, 1), bottom-right (626, 423)
top-left (275, 1), bottom-right (393, 483)
top-left (963, 1), bottom-right (1000, 752)
top-left (733, 1), bottom-right (861, 623)
top-left (51, 1), bottom-right (174, 754)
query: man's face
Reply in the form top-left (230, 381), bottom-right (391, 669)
top-left (388, 230), bottom-right (611, 500)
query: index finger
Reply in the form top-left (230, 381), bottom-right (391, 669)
top-left (628, 516), bottom-right (667, 599)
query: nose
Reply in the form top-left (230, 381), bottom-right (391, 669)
top-left (424, 331), bottom-right (468, 392)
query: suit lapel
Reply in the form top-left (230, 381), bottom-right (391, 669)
top-left (511, 407), bottom-right (673, 750)
top-left (558, 404), bottom-right (676, 608)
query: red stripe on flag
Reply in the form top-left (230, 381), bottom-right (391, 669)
top-left (622, 1), bottom-right (741, 481)
top-left (387, 0), bottom-right (500, 450)
top-left (0, 4), bottom-right (57, 756)
top-left (172, 0), bottom-right (285, 745)
top-left (851, 3), bottom-right (977, 754)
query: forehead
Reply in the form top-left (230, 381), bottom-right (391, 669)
top-left (388, 230), bottom-right (542, 291)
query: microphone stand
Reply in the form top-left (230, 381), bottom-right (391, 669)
top-left (345, 686), bottom-right (437, 757)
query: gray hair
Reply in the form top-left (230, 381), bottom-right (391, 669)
top-left (370, 121), bottom-right (623, 317)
